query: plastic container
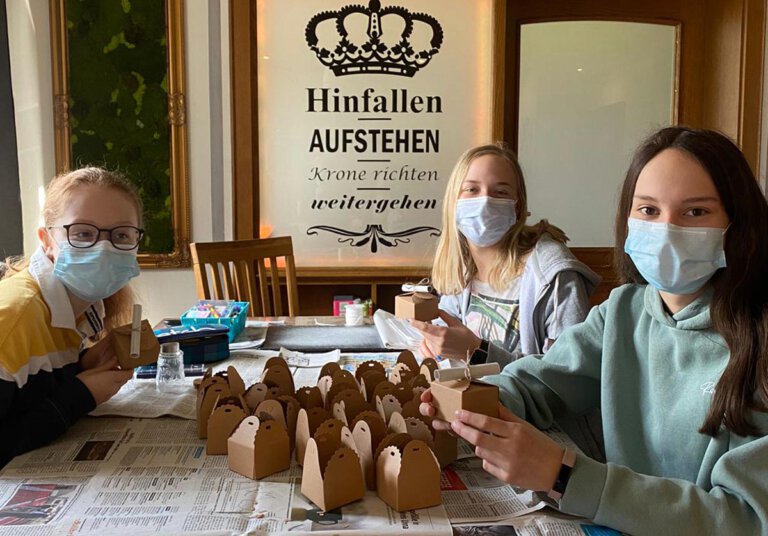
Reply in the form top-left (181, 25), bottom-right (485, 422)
top-left (180, 300), bottom-right (250, 342)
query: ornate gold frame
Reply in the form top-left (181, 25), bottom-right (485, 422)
top-left (49, 0), bottom-right (191, 268)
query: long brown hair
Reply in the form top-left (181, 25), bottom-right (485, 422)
top-left (432, 143), bottom-right (567, 295)
top-left (614, 127), bottom-right (768, 437)
top-left (2, 167), bottom-right (144, 332)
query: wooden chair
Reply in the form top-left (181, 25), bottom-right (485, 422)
top-left (190, 237), bottom-right (299, 316)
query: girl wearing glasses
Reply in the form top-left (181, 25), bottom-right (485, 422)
top-left (0, 167), bottom-right (143, 467)
top-left (421, 127), bottom-right (768, 535)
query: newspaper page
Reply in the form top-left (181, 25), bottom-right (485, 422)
top-left (452, 511), bottom-right (623, 536)
top-left (0, 417), bottom-right (452, 536)
top-left (442, 428), bottom-right (587, 527)
top-left (89, 351), bottom-right (401, 420)
top-left (441, 457), bottom-right (546, 524)
top-left (88, 352), bottom-right (280, 420)
top-left (0, 415), bottom-right (600, 536)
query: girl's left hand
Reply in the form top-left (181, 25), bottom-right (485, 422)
top-left (450, 404), bottom-right (564, 492)
top-left (80, 335), bottom-right (117, 370)
top-left (411, 311), bottom-right (482, 360)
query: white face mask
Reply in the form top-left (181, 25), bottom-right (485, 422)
top-left (455, 196), bottom-right (517, 247)
top-left (623, 218), bottom-right (727, 295)
top-left (53, 241), bottom-right (140, 302)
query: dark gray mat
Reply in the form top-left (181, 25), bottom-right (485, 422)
top-left (261, 325), bottom-right (388, 352)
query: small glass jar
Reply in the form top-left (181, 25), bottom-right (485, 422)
top-left (156, 342), bottom-right (186, 394)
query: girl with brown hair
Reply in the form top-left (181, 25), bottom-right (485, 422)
top-left (0, 167), bottom-right (142, 467)
top-left (421, 127), bottom-right (768, 535)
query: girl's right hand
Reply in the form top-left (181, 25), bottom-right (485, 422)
top-left (419, 388), bottom-right (453, 433)
top-left (80, 335), bottom-right (117, 370)
top-left (77, 358), bottom-right (133, 405)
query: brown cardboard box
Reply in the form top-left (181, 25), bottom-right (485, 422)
top-left (350, 410), bottom-right (387, 490)
top-left (354, 360), bottom-right (386, 382)
top-left (376, 393), bottom-right (403, 424)
top-left (372, 380), bottom-right (396, 402)
top-left (376, 438), bottom-right (441, 512)
top-left (394, 292), bottom-right (439, 321)
top-left (419, 358), bottom-right (439, 381)
top-left (389, 362), bottom-right (415, 385)
top-left (197, 383), bottom-right (232, 438)
top-left (323, 371), bottom-right (359, 410)
top-left (228, 415), bottom-right (291, 480)
top-left (319, 362), bottom-right (341, 379)
top-left (359, 370), bottom-right (387, 402)
top-left (206, 395), bottom-right (248, 455)
top-left (430, 364), bottom-right (501, 423)
top-left (199, 366), bottom-right (245, 399)
top-left (301, 425), bottom-right (365, 511)
top-left (331, 389), bottom-right (370, 426)
top-left (295, 407), bottom-right (332, 466)
top-left (261, 357), bottom-right (295, 396)
top-left (197, 367), bottom-right (247, 438)
top-left (388, 411), bottom-right (457, 468)
top-left (396, 350), bottom-right (419, 372)
top-left (112, 319), bottom-right (160, 368)
top-left (295, 386), bottom-right (324, 409)
top-left (244, 383), bottom-right (270, 410)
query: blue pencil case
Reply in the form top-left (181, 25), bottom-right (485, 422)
top-left (154, 324), bottom-right (231, 364)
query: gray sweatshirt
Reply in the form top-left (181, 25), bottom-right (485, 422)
top-left (437, 234), bottom-right (603, 458)
top-left (438, 234), bottom-right (601, 363)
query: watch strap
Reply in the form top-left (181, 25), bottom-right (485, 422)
top-left (547, 448), bottom-right (576, 501)
top-left (469, 339), bottom-right (490, 364)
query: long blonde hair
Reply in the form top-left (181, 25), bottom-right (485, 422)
top-left (432, 143), bottom-right (567, 295)
top-left (2, 167), bottom-right (143, 332)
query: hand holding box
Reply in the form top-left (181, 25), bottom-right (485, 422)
top-left (430, 363), bottom-right (501, 423)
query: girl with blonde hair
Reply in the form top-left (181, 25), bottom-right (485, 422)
top-left (413, 143), bottom-right (599, 367)
top-left (0, 167), bottom-right (142, 467)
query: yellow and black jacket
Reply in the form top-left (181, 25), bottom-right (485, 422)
top-left (0, 248), bottom-right (103, 467)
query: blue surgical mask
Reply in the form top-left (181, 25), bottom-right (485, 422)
top-left (624, 218), bottom-right (727, 295)
top-left (455, 196), bottom-right (517, 247)
top-left (53, 241), bottom-right (140, 302)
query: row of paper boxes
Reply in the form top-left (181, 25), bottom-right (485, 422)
top-left (196, 351), bottom-right (453, 512)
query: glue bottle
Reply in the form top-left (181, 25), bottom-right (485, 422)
top-left (156, 342), bottom-right (186, 394)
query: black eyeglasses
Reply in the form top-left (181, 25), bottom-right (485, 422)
top-left (48, 223), bottom-right (145, 250)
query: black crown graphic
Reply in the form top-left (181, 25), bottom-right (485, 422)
top-left (305, 0), bottom-right (444, 77)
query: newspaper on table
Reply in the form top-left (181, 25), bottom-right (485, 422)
top-left (88, 352), bottom-right (281, 420)
top-left (29, 350), bottom-right (606, 535)
top-left (0, 416), bottom-right (598, 536)
top-left (452, 512), bottom-right (622, 536)
top-left (0, 417), bottom-right (452, 536)
top-left (90, 349), bottom-right (353, 420)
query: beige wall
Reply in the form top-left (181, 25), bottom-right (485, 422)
top-left (7, 0), bottom-right (56, 256)
top-left (8, 0), bottom-right (233, 322)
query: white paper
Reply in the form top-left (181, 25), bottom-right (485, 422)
top-left (89, 354), bottom-right (281, 421)
top-left (373, 310), bottom-right (423, 351)
top-left (229, 322), bottom-right (268, 350)
top-left (89, 380), bottom-right (198, 420)
top-left (279, 348), bottom-right (341, 368)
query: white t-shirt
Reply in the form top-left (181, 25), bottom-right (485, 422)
top-left (465, 277), bottom-right (522, 353)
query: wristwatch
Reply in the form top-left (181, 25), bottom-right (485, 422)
top-left (547, 448), bottom-right (576, 501)
top-left (469, 339), bottom-right (490, 364)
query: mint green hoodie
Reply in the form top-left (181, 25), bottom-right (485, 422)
top-left (485, 284), bottom-right (768, 535)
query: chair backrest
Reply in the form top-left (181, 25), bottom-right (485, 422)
top-left (190, 236), bottom-right (299, 316)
